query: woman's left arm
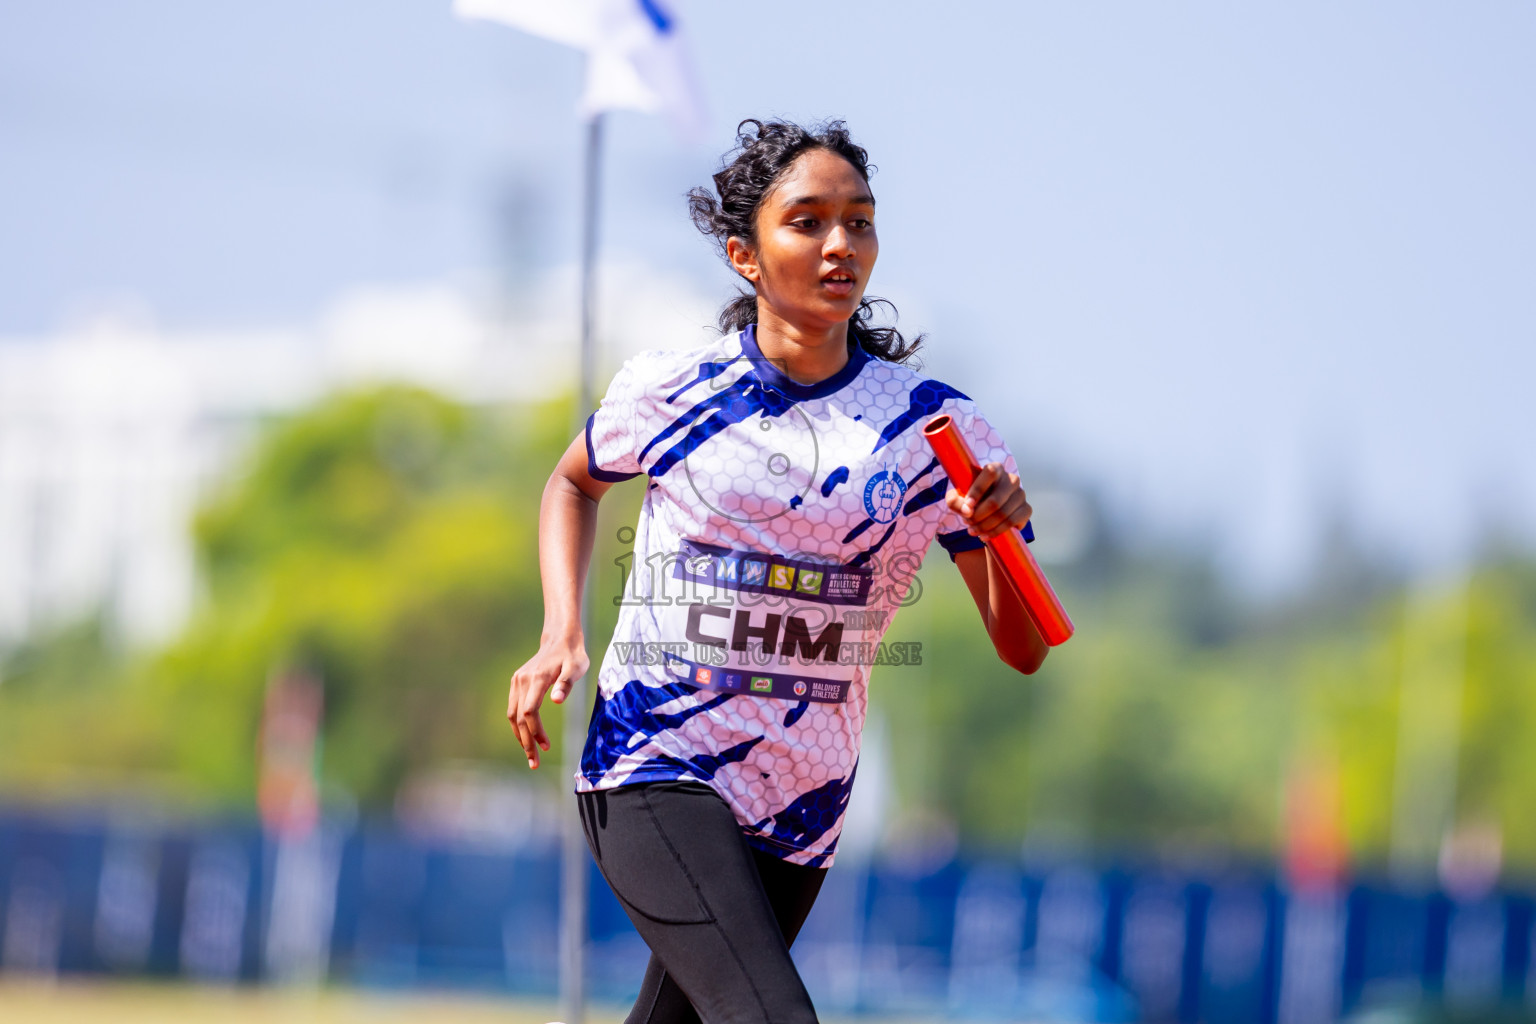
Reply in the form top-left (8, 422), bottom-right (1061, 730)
top-left (948, 463), bottom-right (1048, 675)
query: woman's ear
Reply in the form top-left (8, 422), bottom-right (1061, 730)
top-left (726, 236), bottom-right (760, 284)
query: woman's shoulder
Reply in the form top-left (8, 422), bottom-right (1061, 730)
top-left (615, 332), bottom-right (743, 389)
top-left (857, 355), bottom-right (979, 411)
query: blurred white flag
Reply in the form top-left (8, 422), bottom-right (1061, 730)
top-left (454, 0), bottom-right (706, 138)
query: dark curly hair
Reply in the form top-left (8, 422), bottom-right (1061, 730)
top-left (687, 118), bottom-right (922, 365)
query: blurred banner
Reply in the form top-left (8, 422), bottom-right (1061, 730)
top-left (5, 806), bottom-right (1536, 1023)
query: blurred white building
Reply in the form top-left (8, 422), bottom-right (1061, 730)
top-left (0, 267), bottom-right (717, 650)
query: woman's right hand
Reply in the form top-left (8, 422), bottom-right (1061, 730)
top-left (507, 631), bottom-right (589, 770)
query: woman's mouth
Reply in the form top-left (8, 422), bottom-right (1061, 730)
top-left (821, 269), bottom-right (856, 297)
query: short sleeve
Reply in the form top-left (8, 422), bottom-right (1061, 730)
top-left (584, 358), bottom-right (645, 482)
top-left (932, 403), bottom-right (1036, 562)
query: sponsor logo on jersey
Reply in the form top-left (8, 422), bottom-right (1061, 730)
top-left (825, 571), bottom-right (866, 600)
top-left (864, 468), bottom-right (908, 524)
top-left (809, 680), bottom-right (844, 700)
top-left (671, 541), bottom-right (872, 606)
top-left (652, 656), bottom-right (850, 704)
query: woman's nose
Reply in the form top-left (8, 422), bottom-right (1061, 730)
top-left (824, 225), bottom-right (855, 258)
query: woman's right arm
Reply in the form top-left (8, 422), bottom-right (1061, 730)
top-left (507, 432), bottom-right (619, 769)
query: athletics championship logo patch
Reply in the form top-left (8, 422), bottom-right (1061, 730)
top-left (863, 469), bottom-right (907, 524)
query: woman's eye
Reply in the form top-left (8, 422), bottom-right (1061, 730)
top-left (794, 218), bottom-right (818, 229)
top-left (851, 219), bottom-right (871, 229)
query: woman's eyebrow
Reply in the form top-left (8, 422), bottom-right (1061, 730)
top-left (781, 192), bottom-right (877, 208)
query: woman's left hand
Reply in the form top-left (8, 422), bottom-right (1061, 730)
top-left (944, 462), bottom-right (1032, 542)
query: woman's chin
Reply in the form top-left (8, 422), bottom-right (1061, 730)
top-left (769, 293), bottom-right (865, 333)
top-left (813, 292), bottom-right (864, 322)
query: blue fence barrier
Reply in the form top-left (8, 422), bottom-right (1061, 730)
top-left (2, 807), bottom-right (1534, 1022)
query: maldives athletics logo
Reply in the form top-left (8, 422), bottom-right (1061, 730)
top-left (863, 468), bottom-right (907, 524)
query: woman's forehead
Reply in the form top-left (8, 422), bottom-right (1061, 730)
top-left (771, 150), bottom-right (874, 206)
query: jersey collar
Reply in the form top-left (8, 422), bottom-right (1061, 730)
top-left (739, 322), bottom-right (870, 401)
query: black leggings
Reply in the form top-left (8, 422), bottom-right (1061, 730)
top-left (577, 780), bottom-right (827, 1024)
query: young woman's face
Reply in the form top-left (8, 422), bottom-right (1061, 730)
top-left (730, 148), bottom-right (879, 334)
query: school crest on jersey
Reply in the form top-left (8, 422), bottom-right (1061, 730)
top-left (863, 468), bottom-right (907, 524)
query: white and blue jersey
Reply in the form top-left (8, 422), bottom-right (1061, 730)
top-left (578, 324), bottom-right (1033, 866)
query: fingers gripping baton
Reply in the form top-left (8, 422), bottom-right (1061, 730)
top-left (922, 414), bottom-right (1075, 646)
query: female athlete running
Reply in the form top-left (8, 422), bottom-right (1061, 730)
top-left (507, 119), bottom-right (1047, 1024)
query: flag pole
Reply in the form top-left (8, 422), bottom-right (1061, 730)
top-left (560, 109), bottom-right (603, 1024)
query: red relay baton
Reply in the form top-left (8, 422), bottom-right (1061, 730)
top-left (922, 414), bottom-right (1075, 647)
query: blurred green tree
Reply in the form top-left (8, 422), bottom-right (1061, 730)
top-left (0, 386), bottom-right (639, 811)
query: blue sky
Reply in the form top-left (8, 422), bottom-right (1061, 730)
top-left (3, 1), bottom-right (1532, 591)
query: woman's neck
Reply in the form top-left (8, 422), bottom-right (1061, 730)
top-left (753, 306), bottom-right (850, 386)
